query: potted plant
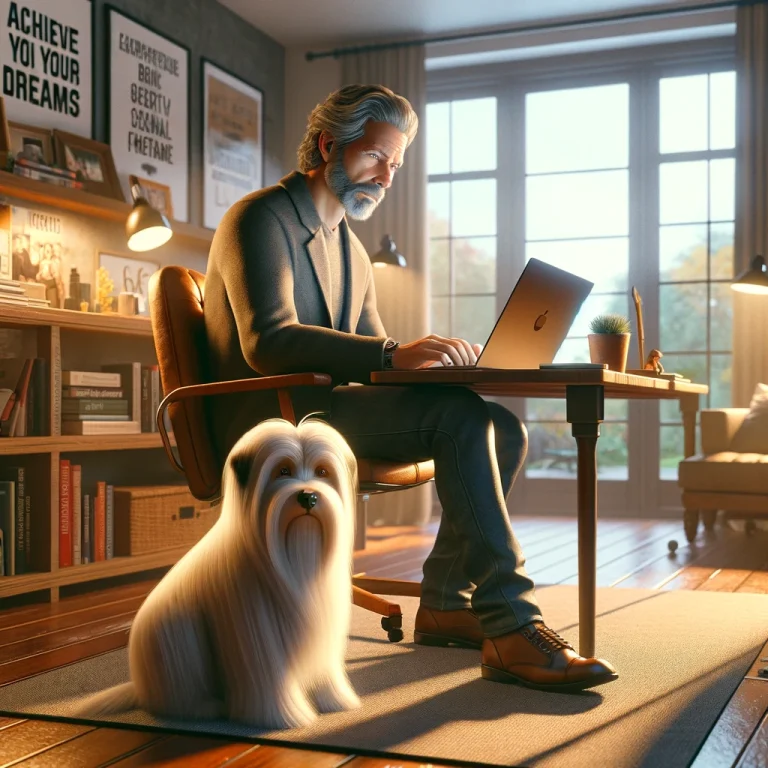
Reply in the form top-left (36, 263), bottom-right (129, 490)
top-left (588, 314), bottom-right (632, 372)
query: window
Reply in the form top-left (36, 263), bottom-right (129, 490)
top-left (427, 98), bottom-right (498, 348)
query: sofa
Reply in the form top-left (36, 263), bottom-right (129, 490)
top-left (678, 405), bottom-right (768, 542)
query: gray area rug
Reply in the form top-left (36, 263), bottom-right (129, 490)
top-left (1, 586), bottom-right (766, 768)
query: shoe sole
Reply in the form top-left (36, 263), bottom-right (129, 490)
top-left (481, 663), bottom-right (619, 692)
top-left (414, 630), bottom-right (482, 650)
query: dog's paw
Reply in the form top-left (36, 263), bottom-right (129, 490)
top-left (312, 677), bottom-right (361, 714)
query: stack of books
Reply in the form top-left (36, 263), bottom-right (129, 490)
top-left (12, 157), bottom-right (84, 189)
top-left (61, 369), bottom-right (140, 435)
top-left (0, 279), bottom-right (50, 309)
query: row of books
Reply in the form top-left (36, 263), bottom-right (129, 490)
top-left (0, 466), bottom-right (29, 576)
top-left (59, 460), bottom-right (114, 567)
top-left (12, 156), bottom-right (85, 190)
top-left (0, 358), bottom-right (49, 437)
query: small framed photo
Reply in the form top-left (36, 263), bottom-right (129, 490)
top-left (97, 251), bottom-right (160, 316)
top-left (8, 121), bottom-right (55, 165)
top-left (52, 130), bottom-right (124, 201)
top-left (135, 177), bottom-right (174, 219)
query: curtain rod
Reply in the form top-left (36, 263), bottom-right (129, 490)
top-left (304, 0), bottom-right (750, 61)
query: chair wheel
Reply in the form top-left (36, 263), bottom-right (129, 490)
top-left (387, 629), bottom-right (404, 642)
top-left (381, 615), bottom-right (402, 632)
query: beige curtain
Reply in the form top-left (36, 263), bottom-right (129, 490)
top-left (733, 2), bottom-right (768, 406)
top-left (341, 45), bottom-right (432, 525)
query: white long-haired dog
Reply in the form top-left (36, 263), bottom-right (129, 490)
top-left (75, 418), bottom-right (361, 729)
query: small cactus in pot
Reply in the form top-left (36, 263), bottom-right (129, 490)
top-left (588, 314), bottom-right (632, 372)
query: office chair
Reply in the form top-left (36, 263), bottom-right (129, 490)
top-left (148, 266), bottom-right (432, 642)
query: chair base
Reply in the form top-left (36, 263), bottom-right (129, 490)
top-left (680, 491), bottom-right (768, 543)
top-left (352, 577), bottom-right (421, 643)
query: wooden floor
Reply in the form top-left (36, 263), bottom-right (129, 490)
top-left (0, 516), bottom-right (767, 768)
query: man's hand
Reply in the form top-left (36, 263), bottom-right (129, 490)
top-left (391, 335), bottom-right (484, 369)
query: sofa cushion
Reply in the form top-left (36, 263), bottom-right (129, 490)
top-left (729, 383), bottom-right (768, 454)
top-left (679, 451), bottom-right (768, 493)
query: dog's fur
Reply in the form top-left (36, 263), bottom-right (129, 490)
top-left (75, 418), bottom-right (361, 729)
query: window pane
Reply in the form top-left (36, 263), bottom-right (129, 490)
top-left (527, 170), bottom-right (628, 240)
top-left (431, 297), bottom-right (449, 337)
top-left (659, 225), bottom-right (707, 282)
top-left (554, 337), bottom-right (591, 364)
top-left (453, 296), bottom-right (496, 346)
top-left (710, 353), bottom-right (732, 408)
top-left (660, 161), bottom-right (708, 224)
top-left (710, 158), bottom-right (735, 222)
top-left (710, 282), bottom-right (733, 352)
top-left (597, 422), bottom-right (628, 480)
top-left (526, 238), bottom-right (628, 293)
top-left (430, 239), bottom-right (449, 296)
top-left (660, 75), bottom-right (708, 154)
top-left (526, 84), bottom-right (628, 173)
top-left (426, 102), bottom-right (450, 175)
top-left (451, 179), bottom-right (496, 237)
top-left (710, 71), bottom-right (736, 150)
top-left (710, 223), bottom-right (734, 280)
top-left (428, 182), bottom-right (449, 238)
top-left (453, 237), bottom-right (496, 295)
top-left (526, 399), bottom-right (628, 421)
top-left (660, 425), bottom-right (684, 480)
top-left (570, 293), bottom-right (630, 338)
top-left (452, 98), bottom-right (497, 173)
top-left (526, 422), bottom-right (577, 479)
top-left (660, 353), bottom-right (707, 386)
top-left (660, 283), bottom-right (708, 352)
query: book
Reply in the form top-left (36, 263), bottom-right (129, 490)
top-left (61, 420), bottom-right (140, 435)
top-left (101, 363), bottom-right (141, 424)
top-left (62, 371), bottom-right (121, 388)
top-left (106, 484), bottom-right (114, 560)
top-left (63, 386), bottom-right (124, 399)
top-left (51, 326), bottom-right (61, 436)
top-left (6, 467), bottom-right (25, 574)
top-left (59, 459), bottom-right (72, 568)
top-left (72, 464), bottom-right (82, 566)
top-left (94, 482), bottom-right (106, 562)
top-left (31, 358), bottom-right (48, 437)
top-left (150, 366), bottom-right (160, 433)
top-left (0, 481), bottom-right (15, 576)
top-left (62, 414), bottom-right (130, 422)
top-left (62, 399), bottom-right (130, 415)
top-left (82, 493), bottom-right (91, 565)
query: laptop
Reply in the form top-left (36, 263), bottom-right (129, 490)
top-left (466, 258), bottom-right (594, 370)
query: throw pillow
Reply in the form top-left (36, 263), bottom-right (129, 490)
top-left (729, 382), bottom-right (768, 453)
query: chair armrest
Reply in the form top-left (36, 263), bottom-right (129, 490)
top-left (700, 408), bottom-right (749, 455)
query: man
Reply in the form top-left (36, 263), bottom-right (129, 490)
top-left (204, 84), bottom-right (616, 693)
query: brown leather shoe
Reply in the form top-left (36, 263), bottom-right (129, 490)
top-left (482, 622), bottom-right (618, 692)
top-left (414, 606), bottom-right (484, 649)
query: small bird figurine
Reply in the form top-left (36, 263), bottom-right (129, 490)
top-left (644, 348), bottom-right (664, 374)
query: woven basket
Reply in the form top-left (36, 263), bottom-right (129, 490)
top-left (113, 485), bottom-right (220, 556)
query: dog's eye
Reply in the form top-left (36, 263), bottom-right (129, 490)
top-left (315, 467), bottom-right (328, 478)
top-left (279, 466), bottom-right (292, 476)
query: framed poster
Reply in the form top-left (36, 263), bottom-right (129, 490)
top-left (97, 251), bottom-right (159, 316)
top-left (202, 59), bottom-right (263, 230)
top-left (108, 7), bottom-right (189, 222)
top-left (0, 0), bottom-right (92, 136)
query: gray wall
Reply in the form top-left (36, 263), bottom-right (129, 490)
top-left (92, 0), bottom-right (286, 227)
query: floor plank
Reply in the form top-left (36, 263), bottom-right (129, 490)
top-left (0, 720), bottom-right (94, 765)
top-left (735, 712), bottom-right (768, 768)
top-left (225, 744), bottom-right (349, 767)
top-left (107, 735), bottom-right (258, 767)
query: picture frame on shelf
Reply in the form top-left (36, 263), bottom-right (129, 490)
top-left (135, 177), bottom-right (174, 219)
top-left (97, 251), bottom-right (160, 316)
top-left (8, 121), bottom-right (55, 165)
top-left (52, 130), bottom-right (124, 201)
top-left (202, 59), bottom-right (264, 230)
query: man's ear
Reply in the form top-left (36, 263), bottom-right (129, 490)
top-left (319, 130), bottom-right (334, 162)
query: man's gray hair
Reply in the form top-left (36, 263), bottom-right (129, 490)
top-left (297, 84), bottom-right (418, 172)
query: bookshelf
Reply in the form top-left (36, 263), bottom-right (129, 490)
top-left (0, 303), bottom-right (194, 604)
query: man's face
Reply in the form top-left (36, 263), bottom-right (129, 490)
top-left (325, 120), bottom-right (407, 221)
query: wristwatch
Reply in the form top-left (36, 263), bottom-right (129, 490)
top-left (383, 339), bottom-right (400, 369)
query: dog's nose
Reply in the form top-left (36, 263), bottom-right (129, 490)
top-left (297, 490), bottom-right (318, 511)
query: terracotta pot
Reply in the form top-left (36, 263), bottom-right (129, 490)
top-left (588, 333), bottom-right (631, 373)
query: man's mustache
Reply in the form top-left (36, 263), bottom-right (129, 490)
top-left (350, 183), bottom-right (384, 201)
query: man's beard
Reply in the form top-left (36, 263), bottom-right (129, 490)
top-left (325, 152), bottom-right (385, 221)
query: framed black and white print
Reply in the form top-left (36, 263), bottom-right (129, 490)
top-left (202, 59), bottom-right (263, 230)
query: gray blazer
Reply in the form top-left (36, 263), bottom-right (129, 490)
top-left (204, 171), bottom-right (389, 456)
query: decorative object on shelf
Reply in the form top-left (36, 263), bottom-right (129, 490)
top-left (0, 203), bottom-right (10, 280)
top-left (587, 313), bottom-right (631, 373)
top-left (731, 254), bottom-right (768, 295)
top-left (202, 59), bottom-right (263, 230)
top-left (96, 265), bottom-right (114, 313)
top-left (0, 0), bottom-right (93, 137)
top-left (117, 291), bottom-right (139, 315)
top-left (51, 129), bottom-right (123, 201)
top-left (97, 252), bottom-right (159, 317)
top-left (7, 121), bottom-right (54, 165)
top-left (371, 234), bottom-right (407, 268)
top-left (68, 266), bottom-right (81, 306)
top-left (631, 285), bottom-right (645, 369)
top-left (126, 175), bottom-right (173, 252)
top-left (109, 8), bottom-right (190, 222)
top-left (79, 300), bottom-right (89, 312)
top-left (643, 348), bottom-right (664, 374)
top-left (134, 176), bottom-right (173, 219)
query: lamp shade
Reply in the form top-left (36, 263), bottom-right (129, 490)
top-left (371, 234), bottom-right (406, 268)
top-left (126, 175), bottom-right (173, 252)
top-left (731, 254), bottom-right (768, 295)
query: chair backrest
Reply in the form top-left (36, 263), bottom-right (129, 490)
top-left (148, 266), bottom-right (223, 501)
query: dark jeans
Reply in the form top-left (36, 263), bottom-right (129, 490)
top-left (329, 384), bottom-right (542, 638)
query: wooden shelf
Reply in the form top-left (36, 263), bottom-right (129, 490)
top-left (0, 433), bottom-right (172, 455)
top-left (0, 170), bottom-right (213, 248)
top-left (0, 301), bottom-right (154, 336)
top-left (0, 546), bottom-right (189, 599)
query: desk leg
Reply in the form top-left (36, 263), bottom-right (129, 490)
top-left (566, 385), bottom-right (604, 659)
top-left (679, 393), bottom-right (700, 459)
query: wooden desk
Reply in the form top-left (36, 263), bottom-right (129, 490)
top-left (370, 367), bottom-right (709, 657)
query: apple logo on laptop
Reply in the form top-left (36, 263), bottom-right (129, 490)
top-left (534, 310), bottom-right (548, 331)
